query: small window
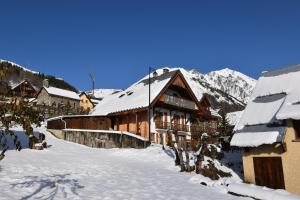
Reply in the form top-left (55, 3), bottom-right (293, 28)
top-left (86, 100), bottom-right (88, 103)
top-left (293, 120), bottom-right (300, 138)
top-left (119, 94), bottom-right (125, 98)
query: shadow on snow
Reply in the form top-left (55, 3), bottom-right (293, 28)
top-left (10, 173), bottom-right (84, 200)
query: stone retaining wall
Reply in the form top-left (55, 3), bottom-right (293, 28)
top-left (48, 129), bottom-right (148, 149)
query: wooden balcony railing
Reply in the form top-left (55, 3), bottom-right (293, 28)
top-left (155, 121), bottom-right (190, 132)
top-left (155, 121), bottom-right (217, 134)
top-left (190, 124), bottom-right (216, 134)
top-left (163, 94), bottom-right (196, 110)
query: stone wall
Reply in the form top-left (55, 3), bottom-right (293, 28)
top-left (37, 88), bottom-right (80, 109)
top-left (48, 129), bottom-right (148, 149)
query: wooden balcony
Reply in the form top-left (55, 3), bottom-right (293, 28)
top-left (190, 123), bottom-right (216, 135)
top-left (162, 94), bottom-right (196, 110)
top-left (155, 121), bottom-right (190, 132)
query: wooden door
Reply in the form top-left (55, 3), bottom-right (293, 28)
top-left (163, 112), bottom-right (168, 129)
top-left (173, 115), bottom-right (179, 130)
top-left (253, 157), bottom-right (285, 189)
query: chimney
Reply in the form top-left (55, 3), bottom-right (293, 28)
top-left (43, 79), bottom-right (49, 88)
top-left (163, 68), bottom-right (169, 74)
top-left (152, 71), bottom-right (158, 77)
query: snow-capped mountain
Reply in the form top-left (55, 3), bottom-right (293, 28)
top-left (175, 67), bottom-right (256, 112)
top-left (203, 68), bottom-right (256, 104)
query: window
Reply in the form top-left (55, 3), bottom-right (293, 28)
top-left (292, 120), bottom-right (300, 138)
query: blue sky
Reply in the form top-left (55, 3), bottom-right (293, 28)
top-left (1, 0), bottom-right (300, 91)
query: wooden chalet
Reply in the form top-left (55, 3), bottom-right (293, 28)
top-left (90, 68), bottom-right (217, 145)
top-left (11, 79), bottom-right (38, 98)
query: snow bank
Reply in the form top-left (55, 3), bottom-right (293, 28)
top-left (228, 183), bottom-right (300, 200)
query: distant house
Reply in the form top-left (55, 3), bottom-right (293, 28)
top-left (79, 92), bottom-right (94, 112)
top-left (36, 79), bottom-right (80, 111)
top-left (90, 68), bottom-right (216, 146)
top-left (231, 64), bottom-right (300, 195)
top-left (11, 79), bottom-right (38, 97)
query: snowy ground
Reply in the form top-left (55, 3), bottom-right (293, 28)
top-left (0, 127), bottom-right (254, 199)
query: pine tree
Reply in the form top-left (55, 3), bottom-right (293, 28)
top-left (219, 108), bottom-right (230, 137)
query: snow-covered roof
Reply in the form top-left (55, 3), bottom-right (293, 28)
top-left (231, 125), bottom-right (286, 147)
top-left (10, 80), bottom-right (39, 91)
top-left (227, 110), bottom-right (244, 127)
top-left (86, 89), bottom-right (123, 99)
top-left (44, 86), bottom-right (80, 100)
top-left (91, 69), bottom-right (179, 115)
top-left (231, 64), bottom-right (300, 147)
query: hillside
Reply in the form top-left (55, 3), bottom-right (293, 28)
top-left (0, 60), bottom-right (78, 93)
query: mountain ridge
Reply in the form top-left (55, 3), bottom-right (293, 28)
top-left (0, 60), bottom-right (256, 112)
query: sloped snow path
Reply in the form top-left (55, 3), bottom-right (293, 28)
top-left (0, 128), bottom-right (248, 200)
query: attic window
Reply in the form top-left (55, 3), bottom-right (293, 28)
top-left (119, 94), bottom-right (125, 98)
top-left (126, 91), bottom-right (133, 96)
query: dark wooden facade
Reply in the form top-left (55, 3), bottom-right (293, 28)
top-left (12, 80), bottom-right (37, 98)
top-left (47, 116), bottom-right (111, 130)
top-left (111, 110), bottom-right (149, 138)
